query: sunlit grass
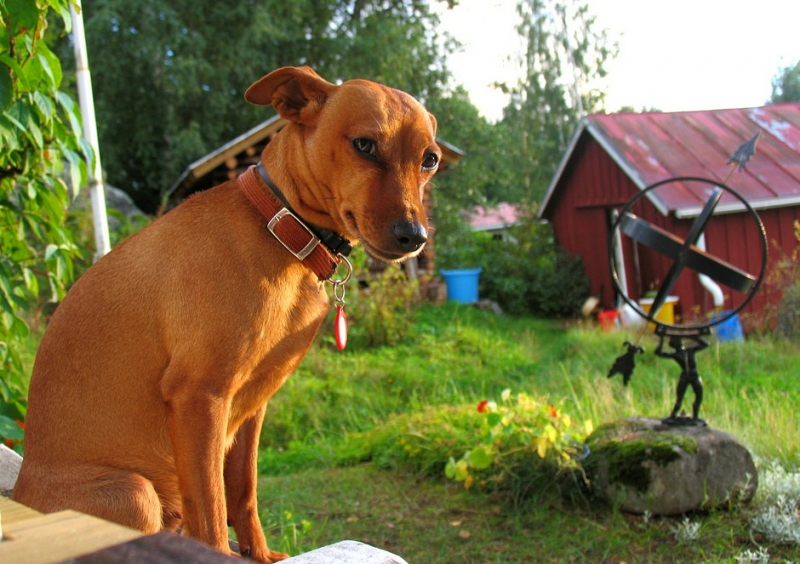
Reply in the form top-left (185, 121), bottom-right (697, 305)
top-left (261, 302), bottom-right (799, 473)
top-left (256, 302), bottom-right (799, 562)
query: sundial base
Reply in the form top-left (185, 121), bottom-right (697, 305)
top-left (661, 415), bottom-right (707, 428)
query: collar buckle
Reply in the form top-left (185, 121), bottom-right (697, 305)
top-left (267, 207), bottom-right (321, 260)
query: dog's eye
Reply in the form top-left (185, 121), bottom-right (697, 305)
top-left (352, 138), bottom-right (378, 159)
top-left (422, 152), bottom-right (439, 171)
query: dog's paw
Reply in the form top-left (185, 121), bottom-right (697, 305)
top-left (249, 548), bottom-right (290, 563)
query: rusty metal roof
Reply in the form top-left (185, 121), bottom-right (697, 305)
top-left (541, 103), bottom-right (800, 218)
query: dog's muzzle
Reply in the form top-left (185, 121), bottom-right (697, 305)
top-left (392, 220), bottom-right (428, 253)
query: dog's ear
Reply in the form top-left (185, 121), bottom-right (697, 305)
top-left (427, 111), bottom-right (438, 134)
top-left (245, 67), bottom-right (336, 125)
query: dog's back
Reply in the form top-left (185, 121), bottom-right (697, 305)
top-left (14, 180), bottom-right (328, 526)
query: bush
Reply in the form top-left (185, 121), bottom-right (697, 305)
top-left (444, 390), bottom-right (593, 503)
top-left (339, 249), bottom-right (421, 348)
top-left (777, 283), bottom-right (800, 340)
top-left (747, 219), bottom-right (800, 338)
top-left (438, 205), bottom-right (590, 317)
top-left (1, 1), bottom-right (89, 446)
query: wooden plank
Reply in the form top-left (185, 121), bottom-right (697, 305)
top-left (0, 509), bottom-right (141, 564)
top-left (0, 496), bottom-right (44, 526)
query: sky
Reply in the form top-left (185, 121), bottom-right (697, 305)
top-left (438, 0), bottom-right (800, 122)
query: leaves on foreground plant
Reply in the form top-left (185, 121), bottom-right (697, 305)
top-left (445, 389), bottom-right (594, 492)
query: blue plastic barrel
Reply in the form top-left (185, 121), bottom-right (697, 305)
top-left (711, 310), bottom-right (744, 342)
top-left (440, 268), bottom-right (482, 304)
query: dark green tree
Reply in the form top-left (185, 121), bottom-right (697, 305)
top-left (770, 60), bottom-right (800, 103)
top-left (497, 0), bottom-right (616, 203)
top-left (62, 0), bottom-right (456, 212)
top-left (425, 86), bottom-right (519, 265)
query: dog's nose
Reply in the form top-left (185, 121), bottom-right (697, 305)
top-left (392, 221), bottom-right (428, 252)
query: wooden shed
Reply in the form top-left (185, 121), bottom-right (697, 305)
top-left (538, 103), bottom-right (800, 328)
top-left (168, 114), bottom-right (465, 278)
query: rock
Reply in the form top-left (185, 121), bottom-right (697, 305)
top-left (585, 417), bottom-right (758, 515)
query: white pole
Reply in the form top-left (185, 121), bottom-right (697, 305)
top-left (70, 4), bottom-right (111, 261)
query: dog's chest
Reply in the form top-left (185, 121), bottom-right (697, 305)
top-left (227, 277), bottom-right (329, 422)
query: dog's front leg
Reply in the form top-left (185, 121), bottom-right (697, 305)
top-left (165, 390), bottom-right (231, 555)
top-left (225, 404), bottom-right (289, 562)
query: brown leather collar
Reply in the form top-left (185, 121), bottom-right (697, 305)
top-left (239, 164), bottom-right (340, 281)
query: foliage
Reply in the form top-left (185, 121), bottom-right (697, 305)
top-left (747, 219), bottom-right (800, 338)
top-left (58, 0), bottom-right (457, 212)
top-left (496, 0), bottom-right (617, 202)
top-left (444, 389), bottom-right (592, 498)
top-left (425, 87), bottom-right (518, 246)
top-left (770, 59), bottom-right (800, 103)
top-left (345, 404), bottom-right (484, 476)
top-left (775, 220), bottom-right (800, 340)
top-left (445, 204), bottom-right (591, 317)
top-left (750, 461), bottom-right (800, 546)
top-left (1, 0), bottom-right (88, 444)
top-left (343, 250), bottom-right (422, 348)
top-left (260, 507), bottom-right (315, 557)
top-left (671, 517), bottom-right (702, 543)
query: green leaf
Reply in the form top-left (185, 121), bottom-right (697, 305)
top-left (19, 46), bottom-right (44, 91)
top-left (0, 63), bottom-right (11, 110)
top-left (4, 0), bottom-right (40, 36)
top-left (0, 19), bottom-right (10, 54)
top-left (57, 90), bottom-right (83, 139)
top-left (49, 0), bottom-right (74, 32)
top-left (0, 414), bottom-right (24, 441)
top-left (445, 457), bottom-right (457, 479)
top-left (63, 147), bottom-right (84, 194)
top-left (32, 90), bottom-right (55, 121)
top-left (0, 52), bottom-right (29, 91)
top-left (25, 110), bottom-right (43, 148)
top-left (486, 412), bottom-right (502, 427)
top-left (44, 243), bottom-right (58, 260)
top-left (468, 445), bottom-right (493, 470)
top-left (22, 267), bottom-right (38, 295)
top-left (36, 42), bottom-right (63, 89)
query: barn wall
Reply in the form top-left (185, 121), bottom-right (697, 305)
top-left (545, 134), bottom-right (640, 310)
top-left (544, 134), bottom-right (800, 327)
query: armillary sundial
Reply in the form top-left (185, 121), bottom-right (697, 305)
top-left (606, 134), bottom-right (768, 426)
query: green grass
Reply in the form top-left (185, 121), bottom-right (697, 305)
top-left (13, 301), bottom-right (799, 561)
top-left (257, 302), bottom-right (800, 563)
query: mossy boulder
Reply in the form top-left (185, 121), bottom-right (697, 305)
top-left (585, 418), bottom-right (757, 515)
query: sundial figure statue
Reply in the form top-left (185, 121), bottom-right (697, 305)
top-left (654, 327), bottom-right (709, 425)
top-left (606, 133), bottom-right (768, 427)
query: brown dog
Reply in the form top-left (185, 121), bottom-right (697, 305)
top-left (13, 66), bottom-right (440, 562)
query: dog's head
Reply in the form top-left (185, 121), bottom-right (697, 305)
top-left (245, 67), bottom-right (441, 263)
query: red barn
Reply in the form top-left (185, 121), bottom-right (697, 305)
top-left (538, 103), bottom-right (800, 329)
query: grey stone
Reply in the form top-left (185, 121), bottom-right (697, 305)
top-left (586, 417), bottom-right (758, 515)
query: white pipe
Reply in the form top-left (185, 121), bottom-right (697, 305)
top-left (611, 210), bottom-right (629, 302)
top-left (697, 234), bottom-right (724, 308)
top-left (71, 5), bottom-right (111, 261)
top-left (611, 210), bottom-right (645, 328)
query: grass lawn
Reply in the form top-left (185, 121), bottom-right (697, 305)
top-left (256, 302), bottom-right (800, 563)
